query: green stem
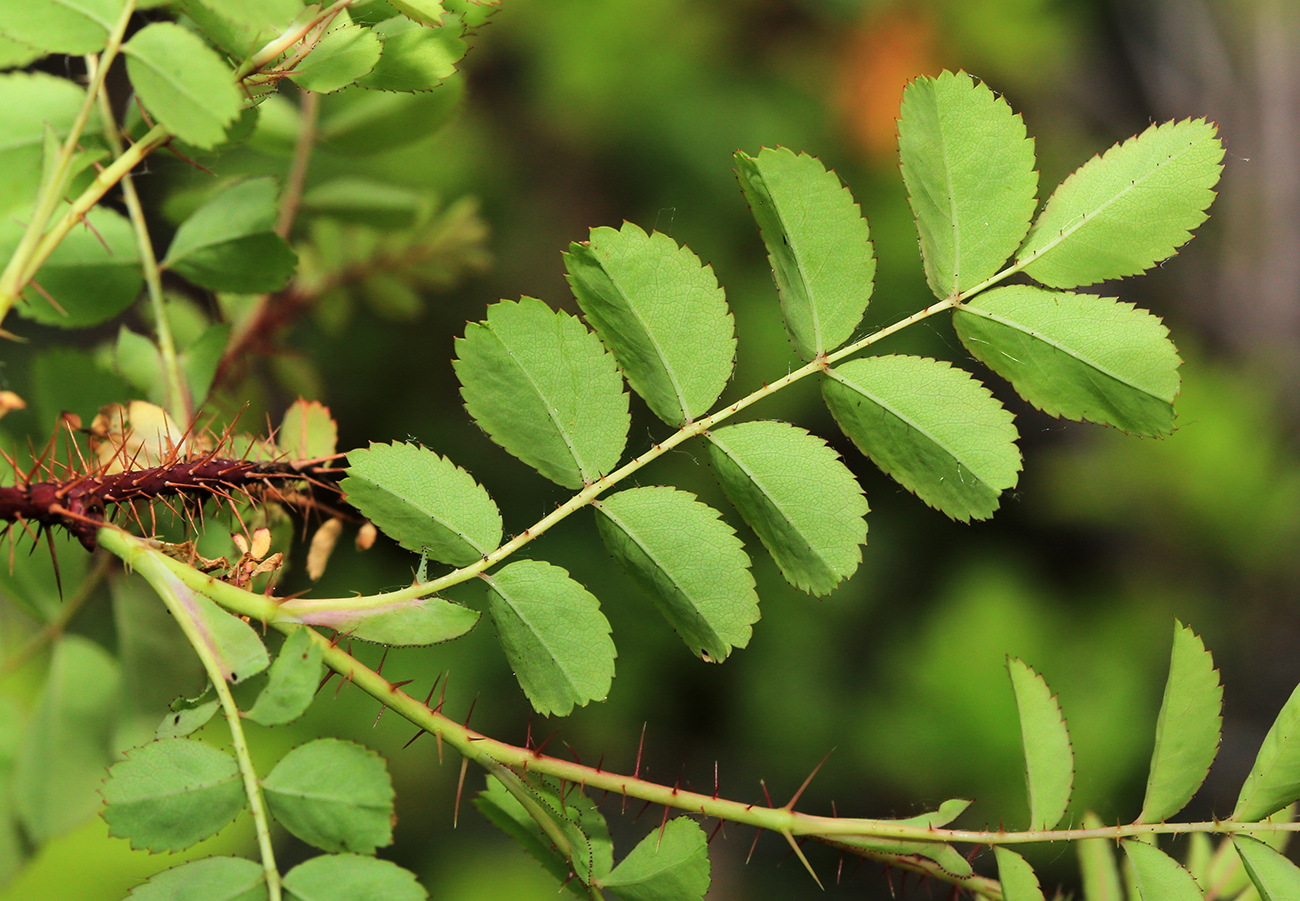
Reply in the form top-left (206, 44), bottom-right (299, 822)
top-left (100, 529), bottom-right (282, 901)
top-left (0, 0), bottom-right (138, 327)
top-left (86, 54), bottom-right (191, 423)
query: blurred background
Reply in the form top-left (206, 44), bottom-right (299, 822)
top-left (4, 0), bottom-right (1300, 898)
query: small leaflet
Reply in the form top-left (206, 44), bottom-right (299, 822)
top-left (1122, 840), bottom-right (1206, 901)
top-left (289, 25), bottom-right (382, 93)
top-left (1007, 658), bottom-right (1073, 832)
top-left (1137, 621), bottom-right (1222, 824)
top-left (123, 23), bottom-right (242, 150)
top-left (822, 354), bottom-right (1020, 521)
top-left (1077, 811), bottom-right (1124, 901)
top-left (993, 847), bottom-right (1046, 901)
top-left (593, 486), bottom-right (758, 661)
top-left (356, 16), bottom-right (467, 92)
top-left (599, 818), bottom-right (710, 901)
top-left (275, 594), bottom-right (480, 647)
top-left (898, 71), bottom-right (1038, 299)
top-left (734, 147), bottom-right (874, 360)
top-left (565, 222), bottom-right (735, 425)
top-left (481, 560), bottom-right (616, 717)
top-left (1233, 835), bottom-right (1300, 900)
top-left (1233, 681), bottom-right (1300, 822)
top-left (279, 399), bottom-right (339, 465)
top-left (454, 298), bottom-right (629, 489)
top-left (341, 441), bottom-right (502, 567)
top-left (261, 739), bottom-right (394, 855)
top-left (282, 854), bottom-right (426, 901)
top-left (123, 856), bottom-right (267, 901)
top-left (243, 627), bottom-right (324, 727)
top-left (1017, 118), bottom-right (1224, 289)
top-left (954, 285), bottom-right (1181, 436)
top-left (706, 420), bottom-right (867, 596)
top-left (101, 738), bottom-right (246, 852)
top-left (0, 0), bottom-right (122, 54)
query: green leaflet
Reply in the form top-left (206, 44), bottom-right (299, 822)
top-left (474, 775), bottom-right (613, 892)
top-left (734, 147), bottom-right (874, 359)
top-left (275, 594), bottom-right (481, 647)
top-left (180, 322), bottom-right (230, 407)
top-left (243, 628), bottom-right (323, 727)
top-left (0, 0), bottom-right (122, 54)
top-left (1234, 681), bottom-right (1300, 821)
top-left (387, 0), bottom-right (446, 26)
top-left (954, 285), bottom-right (1182, 436)
top-left (454, 298), bottom-right (630, 489)
top-left (6, 206), bottom-right (142, 327)
top-left (1233, 835), bottom-right (1300, 900)
top-left (706, 420), bottom-right (867, 596)
top-left (356, 16), bottom-right (466, 92)
top-left (1017, 118), bottom-right (1224, 288)
top-left (279, 400), bottom-right (338, 465)
top-left (0, 72), bottom-right (103, 218)
top-left (565, 222), bottom-right (735, 425)
top-left (262, 739), bottom-right (394, 855)
top-left (317, 76), bottom-right (465, 154)
top-left (1078, 811), bottom-right (1124, 901)
top-left (124, 857), bottom-right (267, 901)
top-left (123, 22), bottom-right (242, 150)
top-left (13, 636), bottom-right (121, 843)
top-left (822, 355), bottom-right (1021, 521)
top-left (289, 25), bottom-right (382, 93)
top-left (167, 567), bottom-right (270, 684)
top-left (993, 847), bottom-right (1046, 901)
top-left (1137, 621), bottom-right (1222, 824)
top-left (282, 855), bottom-right (425, 901)
top-left (444, 0), bottom-right (499, 28)
top-left (898, 70), bottom-right (1037, 299)
top-left (482, 560), bottom-right (616, 716)
top-left (1123, 840), bottom-right (1205, 901)
top-left (593, 486), bottom-right (758, 662)
top-left (176, 0), bottom-right (301, 60)
top-left (101, 738), bottom-right (246, 852)
top-left (1007, 658), bottom-right (1073, 831)
top-left (342, 442), bottom-right (502, 566)
top-left (163, 178), bottom-right (298, 293)
top-left (600, 818), bottom-right (710, 901)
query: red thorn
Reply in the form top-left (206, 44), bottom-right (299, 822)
top-left (462, 693), bottom-right (479, 728)
top-left (634, 723), bottom-right (647, 779)
top-left (657, 803), bottom-right (671, 846)
top-left (746, 827), bottom-right (762, 864)
top-left (534, 728), bottom-right (559, 757)
top-left (708, 819), bottom-right (725, 844)
top-left (633, 798), bottom-right (654, 822)
top-left (760, 779), bottom-right (774, 808)
top-left (402, 728), bottom-right (427, 750)
top-left (784, 748), bottom-right (834, 811)
top-left (389, 678), bottom-right (414, 693)
top-left (375, 645), bottom-right (389, 675)
top-left (423, 675), bottom-right (441, 707)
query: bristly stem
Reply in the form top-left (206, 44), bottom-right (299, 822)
top-left (101, 529), bottom-right (282, 901)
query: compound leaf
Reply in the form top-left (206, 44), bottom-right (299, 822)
top-left (124, 857), bottom-right (267, 901)
top-left (454, 298), bottom-right (629, 489)
top-left (0, 0), bottom-right (123, 54)
top-left (1138, 621), bottom-right (1222, 823)
top-left (1078, 812), bottom-right (1123, 901)
top-left (1123, 840), bottom-right (1204, 901)
top-left (600, 817), bottom-right (710, 901)
top-left (13, 636), bottom-right (120, 843)
top-left (735, 147), bottom-right (874, 359)
top-left (706, 420), bottom-right (867, 595)
top-left (898, 70), bottom-right (1037, 299)
top-left (1008, 658), bottom-right (1073, 831)
top-left (1233, 835), bottom-right (1300, 900)
top-left (262, 739), bottom-right (394, 855)
top-left (243, 627), bottom-right (323, 727)
top-left (954, 285), bottom-right (1181, 436)
top-left (474, 775), bottom-right (613, 892)
top-left (356, 16), bottom-right (465, 92)
top-left (8, 206), bottom-right (141, 327)
top-left (101, 738), bottom-right (245, 852)
top-left (993, 847), bottom-right (1046, 901)
top-left (1234, 682), bottom-right (1300, 821)
top-left (593, 486), bottom-right (758, 662)
top-left (163, 177), bottom-right (298, 292)
top-left (1017, 118), bottom-right (1223, 288)
top-left (282, 854), bottom-right (425, 901)
top-left (123, 22), bottom-right (241, 149)
top-left (822, 355), bottom-right (1020, 521)
top-left (565, 222), bottom-right (735, 425)
top-left (342, 441), bottom-right (502, 566)
top-left (482, 560), bottom-right (615, 716)
top-left (289, 24), bottom-right (381, 93)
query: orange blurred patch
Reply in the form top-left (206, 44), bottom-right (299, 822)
top-left (836, 6), bottom-right (940, 163)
